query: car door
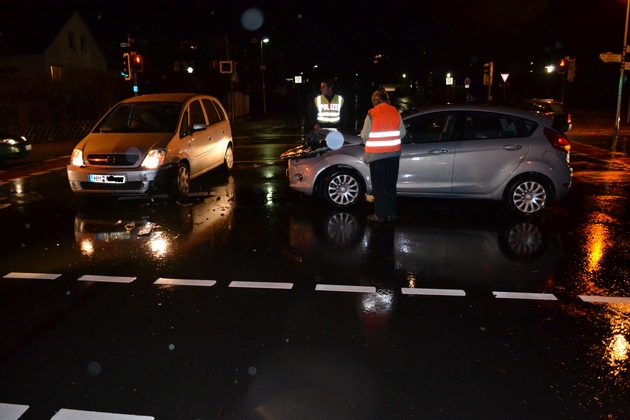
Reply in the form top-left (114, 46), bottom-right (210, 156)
top-left (450, 111), bottom-right (528, 195)
top-left (201, 98), bottom-right (228, 166)
top-left (397, 111), bottom-right (457, 194)
top-left (184, 99), bottom-right (213, 176)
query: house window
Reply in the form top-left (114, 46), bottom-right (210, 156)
top-left (50, 65), bottom-right (63, 82)
top-left (80, 35), bottom-right (86, 52)
top-left (68, 32), bottom-right (75, 50)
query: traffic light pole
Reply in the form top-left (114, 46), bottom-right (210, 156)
top-left (615, 0), bottom-right (630, 132)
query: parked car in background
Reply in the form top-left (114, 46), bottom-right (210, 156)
top-left (0, 132), bottom-right (31, 164)
top-left (520, 98), bottom-right (572, 132)
top-left (67, 93), bottom-right (233, 198)
top-left (281, 104), bottom-right (573, 218)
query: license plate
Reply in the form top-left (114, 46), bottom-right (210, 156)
top-left (89, 174), bottom-right (126, 183)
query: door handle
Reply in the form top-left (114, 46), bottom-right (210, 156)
top-left (503, 144), bottom-right (523, 151)
top-left (429, 149), bottom-right (448, 155)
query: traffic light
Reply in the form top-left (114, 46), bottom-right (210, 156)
top-left (132, 54), bottom-right (143, 72)
top-left (567, 58), bottom-right (577, 82)
top-left (483, 61), bottom-right (493, 86)
top-left (558, 57), bottom-right (568, 75)
top-left (122, 52), bottom-right (131, 80)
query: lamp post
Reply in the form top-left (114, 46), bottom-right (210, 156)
top-left (260, 37), bottom-right (269, 115)
top-left (615, 0), bottom-right (630, 131)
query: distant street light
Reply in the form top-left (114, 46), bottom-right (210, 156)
top-left (260, 37), bottom-right (269, 115)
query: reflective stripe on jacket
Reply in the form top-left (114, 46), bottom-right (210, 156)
top-left (315, 94), bottom-right (344, 124)
top-left (364, 103), bottom-right (402, 154)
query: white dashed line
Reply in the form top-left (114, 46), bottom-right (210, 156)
top-left (402, 287), bottom-right (466, 296)
top-left (0, 403), bottom-right (29, 420)
top-left (154, 278), bottom-right (216, 287)
top-left (229, 281), bottom-right (293, 290)
top-left (78, 275), bottom-right (136, 283)
top-left (579, 295), bottom-right (630, 304)
top-left (493, 291), bottom-right (558, 301)
top-left (51, 408), bottom-right (154, 419)
top-left (315, 284), bottom-right (376, 293)
top-left (3, 272), bottom-right (61, 280)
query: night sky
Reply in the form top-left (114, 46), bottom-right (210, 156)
top-left (4, 0), bottom-right (629, 108)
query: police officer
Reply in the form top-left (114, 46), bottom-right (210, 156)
top-left (360, 88), bottom-right (406, 223)
top-left (310, 79), bottom-right (346, 131)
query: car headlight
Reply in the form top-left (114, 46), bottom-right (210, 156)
top-left (142, 149), bottom-right (166, 169)
top-left (70, 149), bottom-right (84, 166)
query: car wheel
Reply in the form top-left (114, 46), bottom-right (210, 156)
top-left (321, 168), bottom-right (364, 208)
top-left (506, 176), bottom-right (550, 218)
top-left (223, 145), bottom-right (234, 173)
top-left (170, 161), bottom-right (190, 198)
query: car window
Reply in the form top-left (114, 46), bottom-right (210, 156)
top-left (202, 99), bottom-right (222, 125)
top-left (404, 112), bottom-right (456, 143)
top-left (460, 112), bottom-right (526, 140)
top-left (95, 102), bottom-right (181, 133)
top-left (189, 100), bottom-right (206, 126)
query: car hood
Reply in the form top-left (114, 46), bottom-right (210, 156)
top-left (280, 130), bottom-right (363, 160)
top-left (77, 132), bottom-right (174, 155)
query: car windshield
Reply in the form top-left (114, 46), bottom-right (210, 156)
top-left (94, 101), bottom-right (182, 133)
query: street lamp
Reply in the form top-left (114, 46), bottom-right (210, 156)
top-left (260, 37), bottom-right (269, 115)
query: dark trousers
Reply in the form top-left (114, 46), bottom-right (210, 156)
top-left (369, 157), bottom-right (400, 219)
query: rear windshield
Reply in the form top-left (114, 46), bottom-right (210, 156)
top-left (94, 101), bottom-right (182, 133)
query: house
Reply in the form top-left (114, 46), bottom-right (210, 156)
top-left (0, 9), bottom-right (108, 78)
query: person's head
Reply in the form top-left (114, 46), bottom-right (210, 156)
top-left (371, 88), bottom-right (390, 106)
top-left (320, 79), bottom-right (334, 96)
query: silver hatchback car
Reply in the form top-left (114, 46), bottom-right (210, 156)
top-left (67, 93), bottom-right (233, 198)
top-left (281, 104), bottom-right (572, 218)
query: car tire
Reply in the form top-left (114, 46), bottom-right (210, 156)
top-left (222, 145), bottom-right (234, 174)
top-left (170, 161), bottom-right (190, 198)
top-left (321, 168), bottom-right (365, 208)
top-left (505, 176), bottom-right (551, 218)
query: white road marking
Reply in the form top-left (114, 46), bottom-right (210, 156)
top-left (0, 403), bottom-right (29, 420)
top-left (316, 284), bottom-right (376, 293)
top-left (229, 281), bottom-right (293, 290)
top-left (579, 295), bottom-right (630, 304)
top-left (402, 288), bottom-right (466, 296)
top-left (493, 291), bottom-right (558, 301)
top-left (154, 278), bottom-right (216, 287)
top-left (78, 275), bottom-right (136, 283)
top-left (3, 272), bottom-right (61, 280)
top-left (51, 408), bottom-right (154, 419)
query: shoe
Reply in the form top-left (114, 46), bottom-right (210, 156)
top-left (367, 214), bottom-right (383, 222)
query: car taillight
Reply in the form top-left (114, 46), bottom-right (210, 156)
top-left (567, 113), bottom-right (572, 124)
top-left (543, 127), bottom-right (570, 153)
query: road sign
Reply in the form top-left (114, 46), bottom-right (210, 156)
top-left (599, 52), bottom-right (622, 63)
top-left (501, 73), bottom-right (509, 82)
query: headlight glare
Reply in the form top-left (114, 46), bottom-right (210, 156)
top-left (70, 149), bottom-right (84, 166)
top-left (142, 149), bottom-right (166, 168)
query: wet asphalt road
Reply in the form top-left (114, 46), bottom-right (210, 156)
top-left (0, 117), bottom-right (629, 419)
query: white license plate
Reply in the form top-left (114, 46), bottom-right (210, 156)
top-left (89, 174), bottom-right (126, 183)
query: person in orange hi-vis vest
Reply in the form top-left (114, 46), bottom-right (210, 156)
top-left (360, 88), bottom-right (406, 223)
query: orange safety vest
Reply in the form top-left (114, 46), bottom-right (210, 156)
top-left (364, 103), bottom-right (402, 154)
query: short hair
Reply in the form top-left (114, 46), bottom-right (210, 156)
top-left (371, 88), bottom-right (390, 106)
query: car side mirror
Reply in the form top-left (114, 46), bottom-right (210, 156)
top-left (191, 123), bottom-right (207, 133)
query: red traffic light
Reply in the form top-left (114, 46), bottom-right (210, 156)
top-left (559, 58), bottom-right (567, 67)
top-left (132, 54), bottom-right (143, 72)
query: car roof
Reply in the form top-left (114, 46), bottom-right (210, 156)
top-left (118, 93), bottom-right (218, 104)
top-left (402, 103), bottom-right (553, 125)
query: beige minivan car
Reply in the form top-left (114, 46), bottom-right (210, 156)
top-left (67, 93), bottom-right (233, 198)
